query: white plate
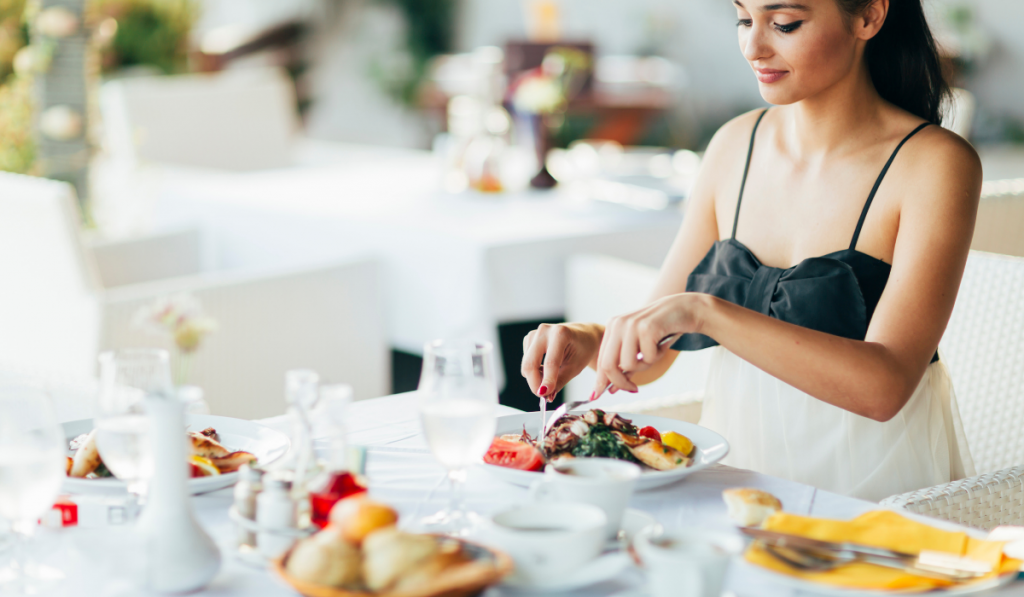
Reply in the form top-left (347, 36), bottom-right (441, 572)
top-left (481, 411), bottom-right (729, 491)
top-left (62, 415), bottom-right (290, 495)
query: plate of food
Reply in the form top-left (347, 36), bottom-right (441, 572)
top-left (62, 414), bottom-right (290, 495)
top-left (481, 409), bottom-right (729, 491)
top-left (273, 496), bottom-right (512, 597)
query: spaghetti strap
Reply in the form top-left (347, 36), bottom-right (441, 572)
top-left (849, 122), bottom-right (931, 250)
top-left (732, 109), bottom-right (770, 239)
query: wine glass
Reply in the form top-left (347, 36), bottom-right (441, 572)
top-left (95, 349), bottom-right (172, 514)
top-left (0, 383), bottom-right (67, 593)
top-left (417, 340), bottom-right (498, 536)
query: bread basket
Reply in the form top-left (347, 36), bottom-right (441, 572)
top-left (272, 537), bottom-right (513, 597)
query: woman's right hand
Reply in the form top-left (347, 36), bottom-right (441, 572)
top-left (521, 323), bottom-right (603, 402)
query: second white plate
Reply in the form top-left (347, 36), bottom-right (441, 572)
top-left (62, 414), bottom-right (290, 495)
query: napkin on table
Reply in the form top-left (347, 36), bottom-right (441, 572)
top-left (746, 510), bottom-right (1022, 592)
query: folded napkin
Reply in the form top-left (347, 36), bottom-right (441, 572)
top-left (746, 510), bottom-right (1022, 592)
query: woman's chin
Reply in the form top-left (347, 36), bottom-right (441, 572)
top-left (757, 84), bottom-right (802, 106)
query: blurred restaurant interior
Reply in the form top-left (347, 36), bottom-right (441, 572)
top-left (2, 0), bottom-right (1024, 419)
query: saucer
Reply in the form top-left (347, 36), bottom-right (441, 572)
top-left (501, 551), bottom-right (631, 592)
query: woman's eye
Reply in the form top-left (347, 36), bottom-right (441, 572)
top-left (774, 20), bottom-right (803, 33)
top-left (736, 18), bottom-right (753, 28)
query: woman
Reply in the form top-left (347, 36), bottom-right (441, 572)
top-left (521, 0), bottom-right (980, 501)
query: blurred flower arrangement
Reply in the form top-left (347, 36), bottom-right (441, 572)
top-left (133, 293), bottom-right (218, 386)
top-left (508, 47), bottom-right (590, 188)
top-left (370, 0), bottom-right (456, 107)
top-left (89, 0), bottom-right (196, 75)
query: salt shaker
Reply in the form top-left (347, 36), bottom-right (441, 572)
top-left (233, 463), bottom-right (263, 548)
top-left (256, 474), bottom-right (297, 559)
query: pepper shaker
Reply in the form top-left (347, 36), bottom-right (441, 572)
top-left (233, 463), bottom-right (263, 549)
top-left (256, 474), bottom-right (298, 560)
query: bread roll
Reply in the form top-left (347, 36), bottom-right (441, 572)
top-left (362, 527), bottom-right (439, 591)
top-left (329, 496), bottom-right (399, 545)
top-left (722, 488), bottom-right (782, 527)
top-left (285, 528), bottom-right (362, 587)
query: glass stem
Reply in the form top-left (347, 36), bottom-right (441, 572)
top-left (447, 468), bottom-right (467, 518)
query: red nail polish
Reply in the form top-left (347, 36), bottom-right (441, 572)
top-left (588, 392), bottom-right (595, 401)
top-left (538, 385), bottom-right (548, 396)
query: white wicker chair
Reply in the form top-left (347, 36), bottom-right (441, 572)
top-left (881, 251), bottom-right (1024, 529)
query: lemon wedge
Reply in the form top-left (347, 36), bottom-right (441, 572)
top-left (190, 454), bottom-right (220, 477)
top-left (662, 431), bottom-right (694, 457)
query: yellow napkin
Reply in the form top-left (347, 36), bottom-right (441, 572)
top-left (746, 510), bottom-right (1022, 592)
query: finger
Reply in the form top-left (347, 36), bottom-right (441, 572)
top-left (636, 320), bottom-right (660, 367)
top-left (520, 327), bottom-right (547, 395)
top-left (592, 318), bottom-right (622, 398)
top-left (522, 330), bottom-right (534, 354)
top-left (619, 324), bottom-right (642, 374)
top-left (540, 328), bottom-right (570, 401)
top-left (603, 363), bottom-right (636, 393)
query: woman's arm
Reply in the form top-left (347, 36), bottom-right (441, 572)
top-left (595, 128), bottom-right (982, 421)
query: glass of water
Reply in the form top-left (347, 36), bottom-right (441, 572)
top-left (96, 349), bottom-right (172, 512)
top-left (0, 383), bottom-right (66, 593)
top-left (417, 340), bottom-right (498, 536)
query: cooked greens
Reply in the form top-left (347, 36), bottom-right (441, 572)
top-left (571, 425), bottom-right (639, 463)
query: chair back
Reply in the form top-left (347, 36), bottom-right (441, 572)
top-left (941, 251), bottom-right (1024, 474)
top-left (972, 180), bottom-right (1024, 258)
top-left (100, 67), bottom-right (297, 170)
top-left (0, 173), bottom-right (100, 377)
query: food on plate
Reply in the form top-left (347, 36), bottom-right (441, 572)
top-left (638, 426), bottom-right (662, 442)
top-left (279, 496), bottom-right (492, 593)
top-left (483, 438), bottom-right (544, 471)
top-left (329, 495), bottom-right (399, 545)
top-left (722, 488), bottom-right (782, 526)
top-left (285, 527), bottom-right (362, 587)
top-left (486, 409), bottom-right (695, 472)
top-left (661, 431), bottom-right (694, 456)
top-left (66, 426), bottom-right (256, 480)
top-left (69, 429), bottom-right (101, 478)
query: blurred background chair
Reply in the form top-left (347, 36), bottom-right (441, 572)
top-left (100, 67), bottom-right (298, 171)
top-left (0, 171), bottom-right (388, 419)
top-left (972, 179), bottom-right (1024, 258)
top-left (882, 251), bottom-right (1024, 528)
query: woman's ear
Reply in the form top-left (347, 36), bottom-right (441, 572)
top-left (854, 0), bottom-right (888, 41)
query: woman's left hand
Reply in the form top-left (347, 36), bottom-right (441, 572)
top-left (593, 293), bottom-right (707, 398)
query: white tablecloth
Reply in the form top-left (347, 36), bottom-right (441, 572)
top-left (148, 145), bottom-right (683, 383)
top-left (34, 392), bottom-right (1024, 596)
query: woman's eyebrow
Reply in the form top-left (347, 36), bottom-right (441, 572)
top-left (734, 1), bottom-right (810, 10)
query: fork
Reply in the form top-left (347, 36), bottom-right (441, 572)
top-left (759, 542), bottom-right (985, 582)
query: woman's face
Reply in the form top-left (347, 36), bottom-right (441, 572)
top-left (735, 0), bottom-right (864, 105)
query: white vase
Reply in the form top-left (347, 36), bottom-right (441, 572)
top-left (135, 393), bottom-right (221, 593)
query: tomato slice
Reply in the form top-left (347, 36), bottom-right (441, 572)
top-left (484, 438), bottom-right (544, 471)
top-left (638, 426), bottom-right (662, 442)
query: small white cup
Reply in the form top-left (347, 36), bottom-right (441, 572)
top-left (482, 503), bottom-right (607, 585)
top-left (530, 457), bottom-right (640, 539)
top-left (634, 527), bottom-right (744, 597)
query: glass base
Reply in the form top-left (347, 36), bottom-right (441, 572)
top-left (414, 508), bottom-right (484, 538)
top-left (0, 562), bottom-right (64, 595)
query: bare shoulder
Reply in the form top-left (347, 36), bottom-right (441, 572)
top-left (898, 124), bottom-right (982, 213)
top-left (702, 108), bottom-right (768, 163)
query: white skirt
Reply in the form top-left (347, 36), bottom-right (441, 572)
top-left (698, 347), bottom-right (976, 502)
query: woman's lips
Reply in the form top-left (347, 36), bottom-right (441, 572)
top-left (755, 68), bottom-right (788, 84)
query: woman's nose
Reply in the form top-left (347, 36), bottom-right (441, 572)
top-left (740, 24), bottom-right (772, 63)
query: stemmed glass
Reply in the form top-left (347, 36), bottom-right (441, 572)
top-left (95, 349), bottom-right (173, 515)
top-left (417, 340), bottom-right (498, 536)
top-left (0, 383), bottom-right (67, 593)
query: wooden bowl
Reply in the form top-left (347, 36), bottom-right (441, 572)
top-left (272, 537), bottom-right (513, 597)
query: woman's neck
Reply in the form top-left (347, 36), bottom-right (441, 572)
top-left (779, 64), bottom-right (888, 160)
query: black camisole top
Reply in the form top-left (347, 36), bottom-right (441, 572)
top-left (672, 110), bottom-right (938, 363)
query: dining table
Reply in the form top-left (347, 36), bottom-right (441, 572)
top-left (31, 391), bottom-right (1024, 597)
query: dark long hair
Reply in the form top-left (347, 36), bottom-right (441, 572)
top-left (835, 0), bottom-right (950, 124)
